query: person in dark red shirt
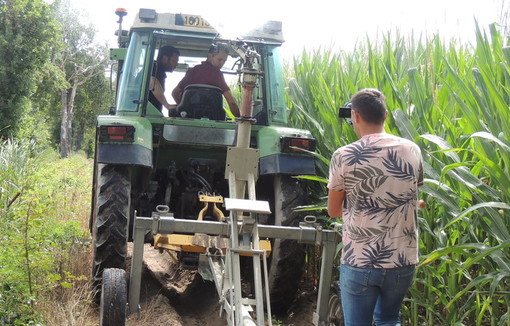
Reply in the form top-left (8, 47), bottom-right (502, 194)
top-left (172, 43), bottom-right (240, 117)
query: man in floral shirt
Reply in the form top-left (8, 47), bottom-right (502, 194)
top-left (328, 88), bottom-right (423, 326)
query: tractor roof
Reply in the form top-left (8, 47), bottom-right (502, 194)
top-left (131, 9), bottom-right (284, 46)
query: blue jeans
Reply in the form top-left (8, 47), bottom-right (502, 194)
top-left (340, 264), bottom-right (415, 326)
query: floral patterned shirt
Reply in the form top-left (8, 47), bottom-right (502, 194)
top-left (328, 133), bottom-right (423, 268)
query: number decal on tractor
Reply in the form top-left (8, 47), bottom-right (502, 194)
top-left (176, 14), bottom-right (212, 28)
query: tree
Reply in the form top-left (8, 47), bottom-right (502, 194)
top-left (0, 0), bottom-right (60, 139)
top-left (52, 0), bottom-right (109, 158)
top-left (73, 73), bottom-right (114, 156)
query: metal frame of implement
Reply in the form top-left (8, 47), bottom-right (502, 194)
top-left (128, 208), bottom-right (338, 326)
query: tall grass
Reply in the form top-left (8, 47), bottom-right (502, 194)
top-left (287, 23), bottom-right (510, 325)
top-left (0, 140), bottom-right (93, 324)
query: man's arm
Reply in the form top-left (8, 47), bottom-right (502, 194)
top-left (327, 189), bottom-right (346, 218)
top-left (172, 85), bottom-right (183, 104)
top-left (150, 77), bottom-right (176, 111)
top-left (223, 90), bottom-right (240, 117)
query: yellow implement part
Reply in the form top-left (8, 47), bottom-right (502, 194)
top-left (154, 234), bottom-right (203, 253)
top-left (197, 202), bottom-right (208, 221)
top-left (153, 233), bottom-right (271, 257)
top-left (198, 194), bottom-right (225, 221)
top-left (199, 194), bottom-right (223, 203)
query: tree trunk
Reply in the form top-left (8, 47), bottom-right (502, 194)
top-left (60, 90), bottom-right (69, 158)
top-left (60, 83), bottom-right (77, 158)
top-left (75, 123), bottom-right (84, 152)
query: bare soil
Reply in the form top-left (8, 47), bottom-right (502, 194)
top-left (108, 244), bottom-right (317, 326)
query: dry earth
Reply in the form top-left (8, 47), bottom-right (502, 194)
top-left (105, 244), bottom-right (318, 326)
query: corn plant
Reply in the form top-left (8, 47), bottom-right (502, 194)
top-left (287, 22), bottom-right (510, 325)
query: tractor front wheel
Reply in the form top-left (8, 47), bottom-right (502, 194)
top-left (100, 268), bottom-right (127, 326)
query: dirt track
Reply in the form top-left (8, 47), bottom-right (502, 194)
top-left (118, 244), bottom-right (316, 326)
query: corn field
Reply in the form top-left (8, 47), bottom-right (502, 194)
top-left (287, 23), bottom-right (510, 325)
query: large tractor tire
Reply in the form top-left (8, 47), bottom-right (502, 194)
top-left (260, 175), bottom-right (307, 314)
top-left (92, 164), bottom-right (130, 298)
top-left (100, 268), bottom-right (127, 326)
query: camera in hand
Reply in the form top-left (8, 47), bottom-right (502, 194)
top-left (338, 102), bottom-right (352, 118)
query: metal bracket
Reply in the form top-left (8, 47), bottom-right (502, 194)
top-left (225, 147), bottom-right (260, 182)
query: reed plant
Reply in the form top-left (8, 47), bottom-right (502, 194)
top-left (287, 23), bottom-right (510, 325)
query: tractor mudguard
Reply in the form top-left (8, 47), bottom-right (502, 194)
top-left (259, 153), bottom-right (315, 175)
top-left (96, 116), bottom-right (153, 168)
top-left (97, 143), bottom-right (152, 167)
top-left (257, 126), bottom-right (316, 175)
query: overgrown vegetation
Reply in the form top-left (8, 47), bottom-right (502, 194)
top-left (0, 140), bottom-right (93, 324)
top-left (0, 0), bottom-right (113, 157)
top-left (288, 23), bottom-right (510, 325)
top-left (0, 1), bottom-right (109, 319)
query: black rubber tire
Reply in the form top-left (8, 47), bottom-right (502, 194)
top-left (100, 268), bottom-right (127, 326)
top-left (262, 175), bottom-right (308, 314)
top-left (328, 281), bottom-right (343, 326)
top-left (92, 164), bottom-right (130, 297)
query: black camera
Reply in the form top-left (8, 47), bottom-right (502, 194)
top-left (338, 102), bottom-right (352, 118)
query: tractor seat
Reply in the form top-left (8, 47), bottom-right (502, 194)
top-left (175, 84), bottom-right (225, 120)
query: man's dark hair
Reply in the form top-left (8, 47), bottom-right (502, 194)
top-left (157, 45), bottom-right (180, 60)
top-left (350, 88), bottom-right (387, 124)
top-left (209, 42), bottom-right (230, 54)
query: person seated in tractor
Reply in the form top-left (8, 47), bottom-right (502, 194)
top-left (149, 45), bottom-right (180, 115)
top-left (171, 43), bottom-right (240, 117)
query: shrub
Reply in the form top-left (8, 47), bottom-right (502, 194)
top-left (0, 140), bottom-right (92, 324)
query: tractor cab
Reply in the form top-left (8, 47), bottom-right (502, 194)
top-left (112, 9), bottom-right (287, 125)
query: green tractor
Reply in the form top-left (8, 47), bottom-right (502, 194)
top-left (90, 8), bottom-right (317, 316)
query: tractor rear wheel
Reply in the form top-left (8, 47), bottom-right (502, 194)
top-left (262, 175), bottom-right (307, 314)
top-left (92, 164), bottom-right (130, 298)
top-left (328, 281), bottom-right (343, 326)
top-left (100, 268), bottom-right (127, 326)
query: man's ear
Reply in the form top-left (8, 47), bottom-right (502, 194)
top-left (352, 110), bottom-right (360, 123)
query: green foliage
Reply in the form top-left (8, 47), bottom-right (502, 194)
top-left (73, 72), bottom-right (114, 156)
top-left (0, 140), bottom-right (91, 324)
top-left (0, 0), bottom-right (113, 154)
top-left (288, 24), bottom-right (510, 324)
top-left (50, 0), bottom-right (113, 157)
top-left (0, 0), bottom-right (61, 138)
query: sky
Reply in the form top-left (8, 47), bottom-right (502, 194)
top-left (72, 0), bottom-right (506, 59)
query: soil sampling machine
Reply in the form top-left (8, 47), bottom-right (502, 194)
top-left (90, 8), bottom-right (341, 326)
